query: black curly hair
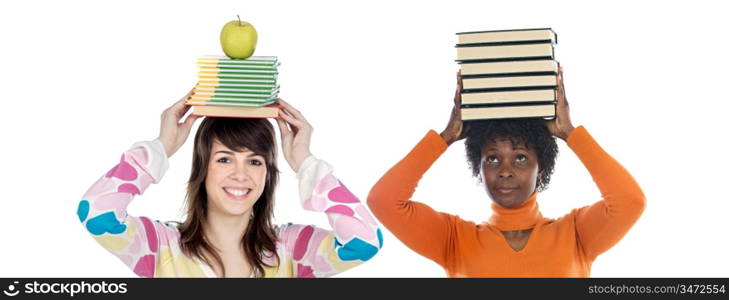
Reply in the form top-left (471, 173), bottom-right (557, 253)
top-left (464, 118), bottom-right (559, 192)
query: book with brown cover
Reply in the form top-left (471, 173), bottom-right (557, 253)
top-left (191, 104), bottom-right (280, 119)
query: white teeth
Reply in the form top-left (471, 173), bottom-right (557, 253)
top-left (224, 188), bottom-right (250, 197)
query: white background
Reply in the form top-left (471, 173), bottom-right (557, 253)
top-left (1, 0), bottom-right (727, 277)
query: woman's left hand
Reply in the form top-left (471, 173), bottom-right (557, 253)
top-left (546, 66), bottom-right (576, 141)
top-left (276, 99), bottom-right (314, 173)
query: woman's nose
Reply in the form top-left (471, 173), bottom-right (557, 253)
top-left (229, 163), bottom-right (251, 181)
top-left (498, 165), bottom-right (515, 178)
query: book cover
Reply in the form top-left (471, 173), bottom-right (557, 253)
top-left (199, 69), bottom-right (277, 76)
top-left (191, 104), bottom-right (280, 119)
top-left (460, 60), bottom-right (558, 76)
top-left (198, 73), bottom-right (278, 80)
top-left (460, 103), bottom-right (556, 121)
top-left (190, 93), bottom-right (279, 102)
top-left (456, 43), bottom-right (554, 63)
top-left (195, 83), bottom-right (279, 90)
top-left (193, 88), bottom-right (280, 96)
top-left (186, 99), bottom-right (277, 107)
top-left (462, 75), bottom-right (557, 91)
top-left (198, 55), bottom-right (278, 64)
top-left (197, 63), bottom-right (280, 71)
top-left (461, 89), bottom-right (556, 105)
top-left (456, 28), bottom-right (557, 46)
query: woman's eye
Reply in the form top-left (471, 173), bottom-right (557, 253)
top-left (515, 154), bottom-right (527, 163)
top-left (249, 159), bottom-right (263, 166)
top-left (485, 156), bottom-right (499, 164)
top-left (217, 157), bottom-right (230, 163)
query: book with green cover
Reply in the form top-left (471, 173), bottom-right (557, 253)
top-left (195, 82), bottom-right (279, 90)
top-left (194, 87), bottom-right (280, 96)
top-left (199, 73), bottom-right (278, 81)
top-left (190, 92), bottom-right (279, 102)
top-left (197, 77), bottom-right (276, 85)
top-left (199, 69), bottom-right (277, 76)
top-left (198, 55), bottom-right (278, 65)
top-left (187, 99), bottom-right (278, 107)
top-left (197, 63), bottom-right (281, 71)
top-left (193, 92), bottom-right (278, 99)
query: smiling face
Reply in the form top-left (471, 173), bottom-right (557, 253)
top-left (204, 139), bottom-right (267, 218)
top-left (481, 138), bottom-right (539, 208)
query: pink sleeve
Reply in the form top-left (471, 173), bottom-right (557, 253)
top-left (78, 140), bottom-right (179, 277)
top-left (277, 156), bottom-right (382, 277)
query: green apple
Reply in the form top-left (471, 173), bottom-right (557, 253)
top-left (220, 15), bottom-right (257, 59)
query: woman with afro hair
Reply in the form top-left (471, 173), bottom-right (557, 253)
top-left (367, 68), bottom-right (645, 277)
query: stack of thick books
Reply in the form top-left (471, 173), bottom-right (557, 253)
top-left (456, 28), bottom-right (559, 121)
top-left (187, 55), bottom-right (280, 118)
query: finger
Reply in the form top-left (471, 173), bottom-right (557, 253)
top-left (180, 114), bottom-right (200, 134)
top-left (168, 89), bottom-right (196, 116)
top-left (174, 88), bottom-right (196, 106)
top-left (455, 71), bottom-right (463, 105)
top-left (279, 98), bottom-right (306, 121)
top-left (279, 109), bottom-right (305, 128)
top-left (276, 99), bottom-right (295, 120)
top-left (275, 114), bottom-right (291, 137)
top-left (277, 98), bottom-right (292, 110)
top-left (279, 112), bottom-right (303, 137)
top-left (277, 98), bottom-right (308, 122)
top-left (280, 112), bottom-right (299, 138)
top-left (182, 113), bottom-right (200, 126)
top-left (174, 103), bottom-right (193, 120)
top-left (557, 67), bottom-right (568, 105)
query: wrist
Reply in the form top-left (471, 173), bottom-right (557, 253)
top-left (291, 152), bottom-right (314, 174)
top-left (439, 131), bottom-right (454, 146)
top-left (560, 126), bottom-right (575, 141)
top-left (293, 151), bottom-right (313, 172)
top-left (157, 137), bottom-right (173, 157)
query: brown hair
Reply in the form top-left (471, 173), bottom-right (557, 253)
top-left (178, 117), bottom-right (279, 277)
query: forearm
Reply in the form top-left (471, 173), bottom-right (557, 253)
top-left (568, 126), bottom-right (646, 211)
top-left (569, 126), bottom-right (646, 258)
top-left (366, 130), bottom-right (454, 265)
top-left (78, 140), bottom-right (170, 277)
top-left (292, 156), bottom-right (381, 276)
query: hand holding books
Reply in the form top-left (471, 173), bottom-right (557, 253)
top-left (545, 67), bottom-right (575, 141)
top-left (276, 99), bottom-right (313, 173)
top-left (439, 71), bottom-right (468, 146)
top-left (158, 87), bottom-right (202, 157)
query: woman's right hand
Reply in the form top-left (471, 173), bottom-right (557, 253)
top-left (157, 87), bottom-right (201, 157)
top-left (439, 71), bottom-right (467, 146)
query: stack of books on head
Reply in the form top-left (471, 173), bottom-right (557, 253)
top-left (456, 28), bottom-right (559, 121)
top-left (187, 55), bottom-right (280, 118)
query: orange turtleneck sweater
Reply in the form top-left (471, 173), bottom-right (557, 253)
top-left (367, 126), bottom-right (645, 277)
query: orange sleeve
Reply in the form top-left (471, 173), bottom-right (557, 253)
top-left (567, 126), bottom-right (646, 260)
top-left (367, 130), bottom-right (456, 268)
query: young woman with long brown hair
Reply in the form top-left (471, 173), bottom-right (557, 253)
top-left (79, 91), bottom-right (381, 277)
